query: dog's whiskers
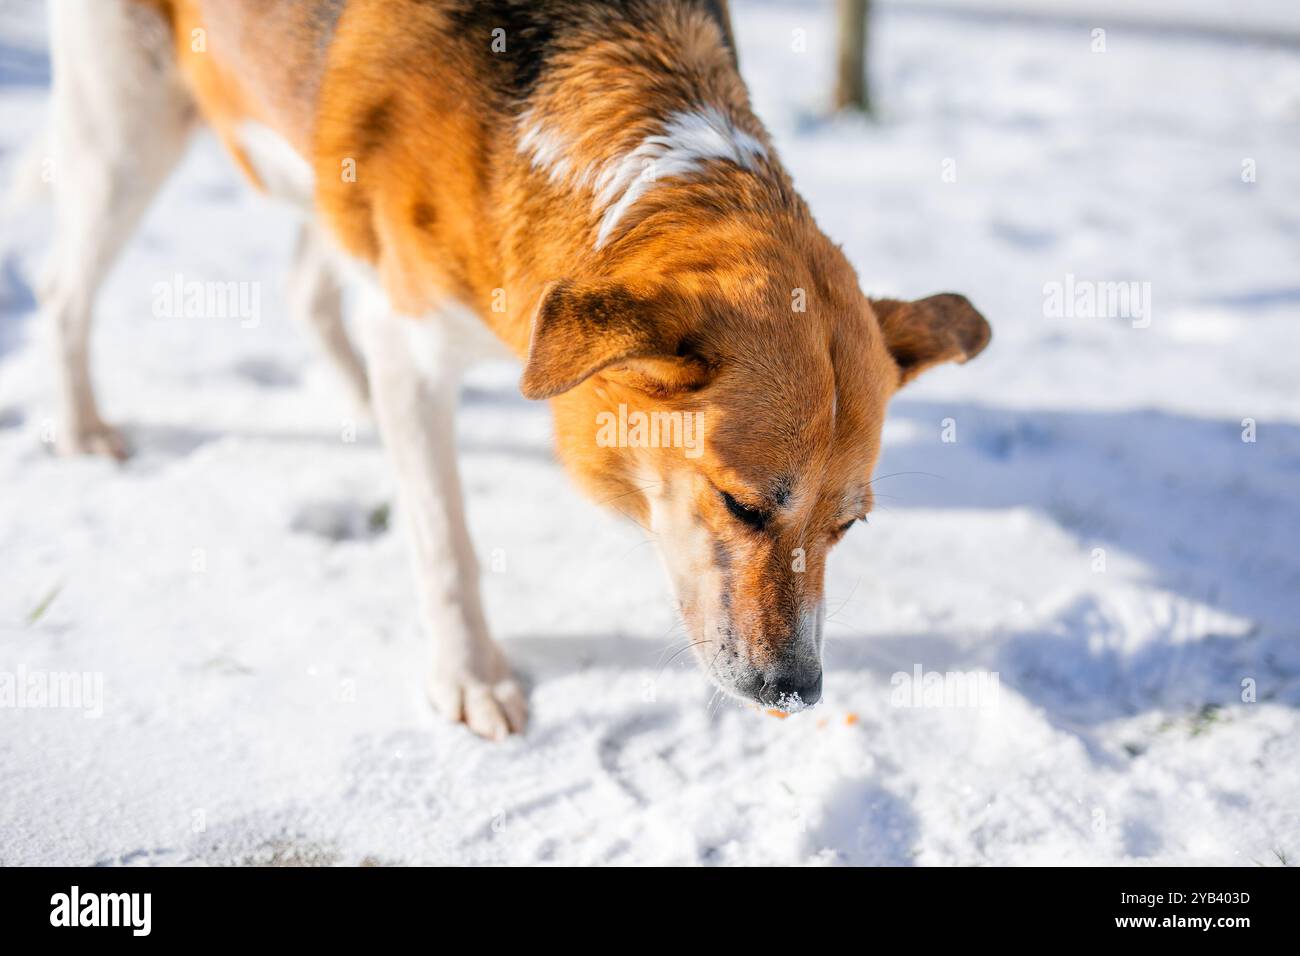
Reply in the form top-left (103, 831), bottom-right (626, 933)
top-left (824, 577), bottom-right (862, 623)
top-left (595, 480), bottom-right (662, 507)
top-left (655, 639), bottom-right (712, 678)
top-left (868, 471), bottom-right (944, 486)
top-left (706, 686), bottom-right (723, 719)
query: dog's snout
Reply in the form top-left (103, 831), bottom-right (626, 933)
top-left (705, 607), bottom-right (826, 711)
top-left (756, 666), bottom-right (822, 710)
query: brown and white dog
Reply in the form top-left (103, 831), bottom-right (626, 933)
top-left (37, 0), bottom-right (989, 738)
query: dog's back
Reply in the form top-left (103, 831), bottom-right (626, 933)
top-left (142, 1), bottom-right (746, 338)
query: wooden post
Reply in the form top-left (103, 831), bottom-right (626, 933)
top-left (834, 0), bottom-right (871, 113)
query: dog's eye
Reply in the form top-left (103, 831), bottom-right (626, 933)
top-left (837, 516), bottom-right (867, 536)
top-left (721, 491), bottom-right (767, 530)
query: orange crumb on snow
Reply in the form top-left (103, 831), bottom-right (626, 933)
top-left (755, 707), bottom-right (857, 724)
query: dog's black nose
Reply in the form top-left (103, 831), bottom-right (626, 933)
top-left (757, 668), bottom-right (822, 710)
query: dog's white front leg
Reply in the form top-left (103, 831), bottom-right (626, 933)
top-left (363, 309), bottom-right (526, 740)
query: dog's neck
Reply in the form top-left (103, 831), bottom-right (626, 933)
top-left (495, 4), bottom-right (819, 347)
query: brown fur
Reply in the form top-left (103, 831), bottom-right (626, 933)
top-left (139, 0), bottom-right (990, 692)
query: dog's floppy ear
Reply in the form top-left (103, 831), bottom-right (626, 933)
top-left (871, 293), bottom-right (992, 387)
top-left (520, 279), bottom-right (709, 399)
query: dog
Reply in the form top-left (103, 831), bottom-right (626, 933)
top-left (33, 0), bottom-right (990, 739)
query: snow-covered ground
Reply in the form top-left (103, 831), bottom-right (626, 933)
top-left (2, 0), bottom-right (1298, 866)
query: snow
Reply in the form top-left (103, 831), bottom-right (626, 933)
top-left (885, 0), bottom-right (1300, 41)
top-left (2, 0), bottom-right (1299, 866)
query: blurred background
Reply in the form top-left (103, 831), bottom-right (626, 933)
top-left (1, 0), bottom-right (1298, 865)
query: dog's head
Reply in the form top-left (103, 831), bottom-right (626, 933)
top-left (520, 253), bottom-right (990, 712)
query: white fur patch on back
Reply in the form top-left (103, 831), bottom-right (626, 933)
top-left (592, 107), bottom-right (766, 247)
top-left (517, 112), bottom-right (575, 184)
top-left (516, 106), bottom-right (767, 248)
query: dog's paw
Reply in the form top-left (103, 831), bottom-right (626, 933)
top-left (57, 420), bottom-right (130, 460)
top-left (426, 669), bottom-right (528, 741)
